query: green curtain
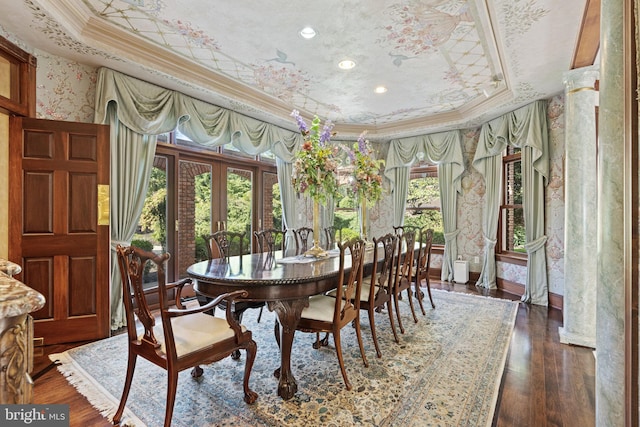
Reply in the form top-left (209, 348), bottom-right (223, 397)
top-left (472, 100), bottom-right (549, 305)
top-left (95, 67), bottom-right (309, 328)
top-left (384, 130), bottom-right (464, 281)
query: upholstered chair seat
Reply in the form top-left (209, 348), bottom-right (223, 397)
top-left (144, 314), bottom-right (248, 357)
top-left (301, 294), bottom-right (346, 322)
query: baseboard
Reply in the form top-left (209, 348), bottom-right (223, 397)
top-left (428, 270), bottom-right (563, 311)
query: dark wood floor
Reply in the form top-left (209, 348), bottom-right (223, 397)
top-left (31, 281), bottom-right (595, 427)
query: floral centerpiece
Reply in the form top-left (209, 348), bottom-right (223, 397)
top-left (343, 131), bottom-right (385, 241)
top-left (291, 110), bottom-right (339, 256)
top-left (291, 110), bottom-right (339, 203)
top-left (344, 130), bottom-right (384, 206)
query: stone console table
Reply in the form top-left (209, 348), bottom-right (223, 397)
top-left (0, 260), bottom-right (45, 404)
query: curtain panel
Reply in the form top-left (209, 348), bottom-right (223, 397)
top-left (95, 67), bottom-right (307, 328)
top-left (384, 130), bottom-right (464, 281)
top-left (472, 100), bottom-right (550, 305)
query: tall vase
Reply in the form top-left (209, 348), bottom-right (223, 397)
top-left (359, 196), bottom-right (368, 241)
top-left (304, 199), bottom-right (328, 257)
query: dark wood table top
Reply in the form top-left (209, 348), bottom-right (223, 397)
top-left (187, 250), bottom-right (356, 301)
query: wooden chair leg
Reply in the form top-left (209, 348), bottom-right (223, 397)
top-left (313, 332), bottom-right (329, 349)
top-left (231, 310), bottom-right (244, 360)
top-left (425, 277), bottom-right (435, 309)
top-left (333, 331), bottom-right (351, 391)
top-left (414, 280), bottom-right (427, 315)
top-left (406, 288), bottom-right (419, 323)
top-left (368, 308), bottom-right (382, 358)
top-left (164, 370), bottom-right (179, 427)
top-left (394, 293), bottom-right (405, 334)
top-left (256, 306), bottom-right (264, 323)
top-left (386, 299), bottom-right (400, 343)
top-left (242, 340), bottom-right (258, 404)
top-left (354, 317), bottom-right (368, 368)
top-left (113, 352), bottom-right (137, 425)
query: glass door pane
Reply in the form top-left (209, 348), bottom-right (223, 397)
top-left (178, 160), bottom-right (212, 278)
top-left (262, 172), bottom-right (281, 231)
top-left (135, 155), bottom-right (168, 287)
top-left (226, 167), bottom-right (252, 254)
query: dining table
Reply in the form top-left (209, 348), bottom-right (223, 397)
top-left (187, 247), bottom-right (375, 400)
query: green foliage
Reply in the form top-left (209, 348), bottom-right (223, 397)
top-left (194, 173), bottom-right (212, 237)
top-left (139, 168), bottom-right (167, 250)
top-left (131, 239), bottom-right (154, 252)
top-left (333, 210), bottom-right (359, 241)
top-left (131, 239), bottom-right (154, 274)
top-left (404, 175), bottom-right (444, 244)
top-left (272, 183), bottom-right (283, 231)
top-left (195, 235), bottom-right (208, 262)
top-left (513, 225), bottom-right (526, 252)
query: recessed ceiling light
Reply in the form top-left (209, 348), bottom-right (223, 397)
top-left (374, 86), bottom-right (387, 94)
top-left (338, 60), bottom-right (356, 70)
top-left (300, 27), bottom-right (316, 39)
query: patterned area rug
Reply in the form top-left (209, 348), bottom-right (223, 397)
top-left (51, 289), bottom-right (518, 427)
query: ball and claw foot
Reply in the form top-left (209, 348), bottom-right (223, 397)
top-left (190, 365), bottom-right (204, 378)
top-left (244, 390), bottom-right (258, 404)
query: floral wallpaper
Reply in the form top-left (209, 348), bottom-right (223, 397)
top-left (30, 47), bottom-right (566, 297)
top-left (35, 50), bottom-right (98, 123)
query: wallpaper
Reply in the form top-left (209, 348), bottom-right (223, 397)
top-left (30, 48), bottom-right (566, 297)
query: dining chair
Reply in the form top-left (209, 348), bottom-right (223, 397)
top-left (293, 226), bottom-right (314, 254)
top-left (391, 229), bottom-right (419, 334)
top-left (114, 245), bottom-right (257, 427)
top-left (412, 228), bottom-right (435, 313)
top-left (324, 226), bottom-right (342, 250)
top-left (359, 233), bottom-right (400, 357)
top-left (204, 230), bottom-right (246, 260)
top-left (200, 231), bottom-right (265, 357)
top-left (393, 224), bottom-right (422, 237)
top-left (254, 228), bottom-right (286, 254)
top-left (295, 238), bottom-right (369, 390)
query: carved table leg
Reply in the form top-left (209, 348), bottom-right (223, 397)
top-left (267, 298), bottom-right (308, 400)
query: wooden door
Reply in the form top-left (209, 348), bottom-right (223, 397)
top-left (9, 117), bottom-right (110, 345)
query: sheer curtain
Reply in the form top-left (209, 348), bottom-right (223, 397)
top-left (472, 100), bottom-right (549, 305)
top-left (384, 130), bottom-right (464, 281)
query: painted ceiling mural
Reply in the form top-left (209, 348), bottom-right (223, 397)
top-left (1, 0), bottom-right (585, 139)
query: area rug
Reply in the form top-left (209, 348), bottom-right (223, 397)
top-left (51, 289), bottom-right (519, 427)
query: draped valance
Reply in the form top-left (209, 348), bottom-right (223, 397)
top-left (383, 129), bottom-right (464, 282)
top-left (472, 100), bottom-right (549, 183)
top-left (95, 67), bottom-right (303, 160)
top-left (384, 129), bottom-right (464, 191)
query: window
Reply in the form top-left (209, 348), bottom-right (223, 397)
top-left (134, 129), bottom-right (278, 282)
top-left (404, 162), bottom-right (444, 245)
top-left (333, 167), bottom-right (360, 240)
top-left (498, 146), bottom-right (525, 255)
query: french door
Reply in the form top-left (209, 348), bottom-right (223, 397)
top-left (136, 146), bottom-right (278, 283)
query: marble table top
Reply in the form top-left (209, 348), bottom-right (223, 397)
top-left (0, 260), bottom-right (45, 318)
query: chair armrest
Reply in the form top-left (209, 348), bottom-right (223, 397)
top-left (143, 278), bottom-right (192, 309)
top-left (166, 289), bottom-right (249, 318)
top-left (166, 278), bottom-right (192, 309)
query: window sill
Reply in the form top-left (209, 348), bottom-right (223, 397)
top-left (496, 253), bottom-right (527, 266)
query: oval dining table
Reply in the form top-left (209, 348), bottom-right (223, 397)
top-left (187, 249), bottom-right (357, 400)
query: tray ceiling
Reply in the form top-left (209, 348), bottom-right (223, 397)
top-left (0, 0), bottom-right (590, 139)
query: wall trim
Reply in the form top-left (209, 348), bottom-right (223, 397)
top-left (428, 269), bottom-right (563, 311)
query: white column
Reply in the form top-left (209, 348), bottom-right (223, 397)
top-left (558, 67), bottom-right (599, 348)
top-left (596, 0), bottom-right (627, 424)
